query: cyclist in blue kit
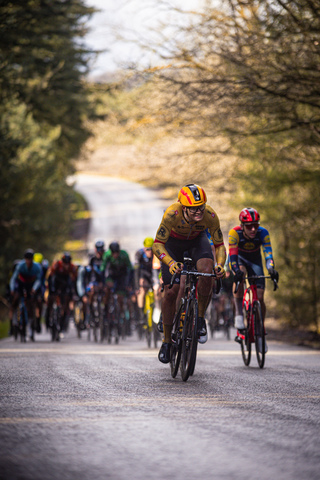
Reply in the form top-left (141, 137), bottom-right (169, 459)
top-left (228, 208), bottom-right (279, 334)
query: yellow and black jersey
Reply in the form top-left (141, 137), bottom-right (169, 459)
top-left (153, 202), bottom-right (225, 267)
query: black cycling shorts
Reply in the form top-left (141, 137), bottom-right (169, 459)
top-left (161, 232), bottom-right (214, 285)
top-left (238, 255), bottom-right (265, 290)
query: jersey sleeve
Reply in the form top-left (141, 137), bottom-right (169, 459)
top-left (152, 205), bottom-right (177, 266)
top-left (228, 228), bottom-right (240, 273)
top-left (9, 262), bottom-right (21, 292)
top-left (260, 227), bottom-right (275, 270)
top-left (101, 251), bottom-right (110, 271)
top-left (206, 209), bottom-right (226, 266)
top-left (32, 264), bottom-right (42, 291)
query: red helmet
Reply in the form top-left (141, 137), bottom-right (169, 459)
top-left (239, 207), bottom-right (260, 224)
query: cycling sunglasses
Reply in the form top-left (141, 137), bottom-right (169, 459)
top-left (187, 204), bottom-right (206, 214)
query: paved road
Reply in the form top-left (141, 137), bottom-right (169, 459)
top-left (1, 327), bottom-right (320, 480)
top-left (1, 176), bottom-right (320, 479)
top-left (73, 174), bottom-right (166, 258)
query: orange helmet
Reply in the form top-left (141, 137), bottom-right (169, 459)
top-left (178, 184), bottom-right (207, 207)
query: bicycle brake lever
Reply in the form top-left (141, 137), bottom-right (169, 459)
top-left (273, 279), bottom-right (278, 291)
top-left (168, 272), bottom-right (177, 289)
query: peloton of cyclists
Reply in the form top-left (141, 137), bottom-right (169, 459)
top-left (9, 249), bottom-right (42, 341)
top-left (152, 184), bottom-right (226, 364)
top-left (228, 207), bottom-right (279, 349)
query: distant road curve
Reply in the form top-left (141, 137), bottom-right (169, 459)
top-left (73, 174), bottom-right (166, 258)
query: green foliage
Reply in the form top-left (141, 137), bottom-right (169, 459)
top-left (136, 0), bottom-right (320, 330)
top-left (0, 0), bottom-right (97, 290)
top-left (0, 319), bottom-right (10, 340)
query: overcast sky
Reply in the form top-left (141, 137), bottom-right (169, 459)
top-left (84, 0), bottom-right (206, 75)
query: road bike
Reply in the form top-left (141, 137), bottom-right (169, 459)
top-left (143, 286), bottom-right (160, 348)
top-left (169, 259), bottom-right (218, 382)
top-left (120, 294), bottom-right (133, 340)
top-left (207, 286), bottom-right (230, 339)
top-left (235, 275), bottom-right (278, 368)
top-left (12, 289), bottom-right (36, 342)
top-left (49, 293), bottom-right (62, 342)
top-left (87, 290), bottom-right (104, 342)
top-left (104, 288), bottom-right (121, 344)
top-left (74, 295), bottom-right (86, 339)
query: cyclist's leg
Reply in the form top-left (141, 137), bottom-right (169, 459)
top-left (45, 293), bottom-right (54, 328)
top-left (190, 234), bottom-right (214, 342)
top-left (257, 288), bottom-right (266, 320)
top-left (137, 277), bottom-right (148, 323)
top-left (190, 233), bottom-right (214, 317)
top-left (196, 258), bottom-right (214, 314)
top-left (160, 261), bottom-right (182, 343)
top-left (246, 259), bottom-right (266, 320)
top-left (158, 239), bottom-right (185, 362)
top-left (103, 279), bottom-right (113, 315)
top-left (233, 263), bottom-right (247, 329)
top-left (34, 289), bottom-right (43, 333)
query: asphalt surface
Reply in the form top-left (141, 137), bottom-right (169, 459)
top-left (72, 174), bottom-right (166, 258)
top-left (1, 327), bottom-right (320, 480)
top-left (1, 176), bottom-right (319, 480)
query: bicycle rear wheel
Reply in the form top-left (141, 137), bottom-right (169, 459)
top-left (51, 304), bottom-right (60, 342)
top-left (241, 305), bottom-right (251, 366)
top-left (20, 308), bottom-right (27, 343)
top-left (170, 302), bottom-right (184, 378)
top-left (180, 299), bottom-right (198, 382)
top-left (253, 301), bottom-right (265, 368)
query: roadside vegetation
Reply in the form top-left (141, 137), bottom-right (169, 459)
top-left (1, 0), bottom-right (319, 338)
top-left (79, 0), bottom-right (320, 335)
top-left (0, 1), bottom-right (97, 291)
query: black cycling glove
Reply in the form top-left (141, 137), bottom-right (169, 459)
top-left (234, 270), bottom-right (244, 284)
top-left (268, 267), bottom-right (279, 282)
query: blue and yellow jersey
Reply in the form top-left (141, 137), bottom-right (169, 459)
top-left (228, 225), bottom-right (274, 273)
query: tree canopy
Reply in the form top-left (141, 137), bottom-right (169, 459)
top-left (0, 0), bottom-right (96, 287)
top-left (127, 0), bottom-right (320, 330)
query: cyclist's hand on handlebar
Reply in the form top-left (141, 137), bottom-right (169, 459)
top-left (268, 267), bottom-right (279, 283)
top-left (234, 270), bottom-right (244, 284)
top-left (168, 261), bottom-right (183, 275)
top-left (214, 264), bottom-right (225, 278)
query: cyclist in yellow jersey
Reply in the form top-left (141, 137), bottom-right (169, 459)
top-left (152, 184), bottom-right (226, 363)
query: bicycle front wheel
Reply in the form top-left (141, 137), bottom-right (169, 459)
top-left (180, 299), bottom-right (198, 382)
top-left (254, 301), bottom-right (265, 368)
top-left (241, 305), bottom-right (251, 366)
top-left (170, 302), bottom-right (184, 378)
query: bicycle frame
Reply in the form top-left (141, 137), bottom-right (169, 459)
top-left (144, 287), bottom-right (155, 331)
top-left (235, 275), bottom-right (278, 368)
top-left (169, 262), bottom-right (217, 381)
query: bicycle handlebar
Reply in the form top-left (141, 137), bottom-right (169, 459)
top-left (234, 275), bottom-right (278, 294)
top-left (169, 270), bottom-right (218, 289)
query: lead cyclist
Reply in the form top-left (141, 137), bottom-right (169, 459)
top-left (152, 184), bottom-right (226, 364)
